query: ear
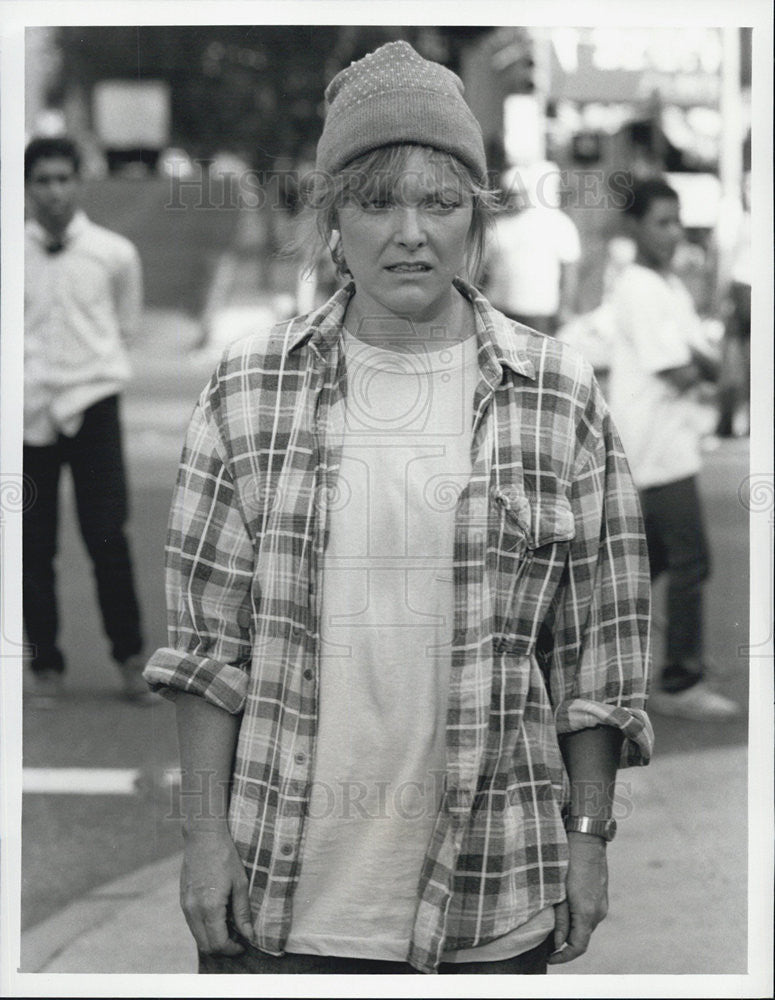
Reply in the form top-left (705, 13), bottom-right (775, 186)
top-left (328, 228), bottom-right (343, 258)
top-left (328, 230), bottom-right (350, 277)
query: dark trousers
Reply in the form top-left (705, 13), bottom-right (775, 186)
top-left (640, 475), bottom-right (710, 692)
top-left (23, 394), bottom-right (143, 674)
top-left (199, 932), bottom-right (553, 975)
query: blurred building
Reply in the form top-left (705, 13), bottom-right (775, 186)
top-left (25, 23), bottom-right (751, 313)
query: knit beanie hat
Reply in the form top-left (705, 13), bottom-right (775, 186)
top-left (315, 40), bottom-right (487, 182)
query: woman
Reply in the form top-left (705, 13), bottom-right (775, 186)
top-left (144, 40), bottom-right (653, 975)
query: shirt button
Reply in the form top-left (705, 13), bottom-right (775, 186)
top-left (303, 668), bottom-right (314, 681)
top-left (295, 752), bottom-right (306, 765)
top-left (280, 843), bottom-right (293, 856)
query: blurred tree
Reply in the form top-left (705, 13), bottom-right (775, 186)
top-left (53, 25), bottom-right (496, 173)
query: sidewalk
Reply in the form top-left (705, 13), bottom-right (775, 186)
top-left (20, 742), bottom-right (749, 975)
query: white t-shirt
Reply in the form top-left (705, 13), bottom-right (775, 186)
top-left (485, 207), bottom-right (581, 317)
top-left (286, 330), bottom-right (554, 963)
top-left (608, 264), bottom-right (704, 489)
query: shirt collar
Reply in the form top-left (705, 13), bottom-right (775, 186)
top-left (285, 276), bottom-right (536, 382)
top-left (26, 209), bottom-right (88, 248)
top-left (457, 276), bottom-right (536, 382)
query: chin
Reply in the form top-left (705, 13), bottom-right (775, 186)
top-left (389, 291), bottom-right (447, 321)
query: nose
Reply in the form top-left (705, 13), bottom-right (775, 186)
top-left (44, 178), bottom-right (66, 198)
top-left (393, 206), bottom-right (427, 250)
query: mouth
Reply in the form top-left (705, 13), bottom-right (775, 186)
top-left (385, 262), bottom-right (432, 274)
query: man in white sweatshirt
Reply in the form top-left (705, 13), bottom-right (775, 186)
top-left (608, 177), bottom-right (739, 721)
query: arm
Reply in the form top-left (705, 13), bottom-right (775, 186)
top-left (549, 726), bottom-right (623, 965)
top-left (114, 243), bottom-right (143, 344)
top-left (557, 214), bottom-right (581, 324)
top-left (143, 379), bottom-right (258, 952)
top-left (177, 693), bottom-right (255, 955)
top-left (613, 268), bottom-right (696, 387)
top-left (542, 375), bottom-right (653, 963)
top-left (558, 260), bottom-right (580, 325)
top-left (658, 360), bottom-right (702, 392)
top-left (659, 347), bottom-right (719, 392)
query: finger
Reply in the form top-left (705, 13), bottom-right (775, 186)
top-left (195, 884), bottom-right (242, 955)
top-left (231, 876), bottom-right (256, 945)
top-left (180, 879), bottom-right (215, 954)
top-left (552, 901), bottom-right (569, 954)
top-left (548, 913), bottom-right (593, 965)
top-left (182, 906), bottom-right (212, 954)
top-left (203, 908), bottom-right (244, 956)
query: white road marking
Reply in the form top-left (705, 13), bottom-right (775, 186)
top-left (22, 767), bottom-right (181, 795)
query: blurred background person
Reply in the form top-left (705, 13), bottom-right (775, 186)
top-left (482, 161), bottom-right (581, 335)
top-left (607, 177), bottom-right (739, 721)
top-left (715, 172), bottom-right (751, 438)
top-left (23, 136), bottom-right (151, 705)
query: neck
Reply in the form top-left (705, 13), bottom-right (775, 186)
top-left (37, 210), bottom-right (75, 240)
top-left (345, 289), bottom-right (474, 352)
top-left (635, 250), bottom-right (671, 276)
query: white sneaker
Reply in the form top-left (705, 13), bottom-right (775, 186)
top-left (648, 681), bottom-right (741, 721)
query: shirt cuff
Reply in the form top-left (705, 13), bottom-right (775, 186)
top-left (554, 697), bottom-right (654, 767)
top-left (143, 647), bottom-right (248, 715)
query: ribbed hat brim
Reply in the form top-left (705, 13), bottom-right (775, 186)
top-left (316, 86), bottom-right (486, 181)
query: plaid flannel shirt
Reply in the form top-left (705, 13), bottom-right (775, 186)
top-left (145, 278), bottom-right (653, 974)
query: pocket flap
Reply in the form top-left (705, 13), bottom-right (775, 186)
top-left (491, 486), bottom-right (575, 548)
top-left (531, 496), bottom-right (575, 546)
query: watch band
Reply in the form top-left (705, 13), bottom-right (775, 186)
top-left (563, 814), bottom-right (617, 841)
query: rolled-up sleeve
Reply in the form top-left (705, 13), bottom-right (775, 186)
top-left (547, 382), bottom-right (654, 767)
top-left (143, 388), bottom-right (255, 714)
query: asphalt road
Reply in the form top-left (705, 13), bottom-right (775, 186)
top-left (21, 310), bottom-right (211, 930)
top-left (19, 304), bottom-right (753, 934)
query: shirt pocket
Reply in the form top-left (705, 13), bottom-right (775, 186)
top-left (489, 485), bottom-right (575, 651)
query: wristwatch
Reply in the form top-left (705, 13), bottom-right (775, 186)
top-left (563, 814), bottom-right (617, 842)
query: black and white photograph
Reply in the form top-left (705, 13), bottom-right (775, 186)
top-left (1, 1), bottom-right (772, 996)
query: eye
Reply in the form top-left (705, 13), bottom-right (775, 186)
top-left (362, 197), bottom-right (394, 212)
top-left (425, 196), bottom-right (462, 213)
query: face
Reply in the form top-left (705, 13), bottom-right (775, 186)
top-left (26, 156), bottom-right (79, 232)
top-left (336, 148), bottom-right (474, 326)
top-left (635, 196), bottom-right (683, 271)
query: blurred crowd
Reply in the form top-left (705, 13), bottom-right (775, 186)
top-left (290, 155), bottom-right (751, 444)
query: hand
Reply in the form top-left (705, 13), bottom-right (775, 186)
top-left (548, 832), bottom-right (609, 965)
top-left (180, 824), bottom-right (255, 956)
